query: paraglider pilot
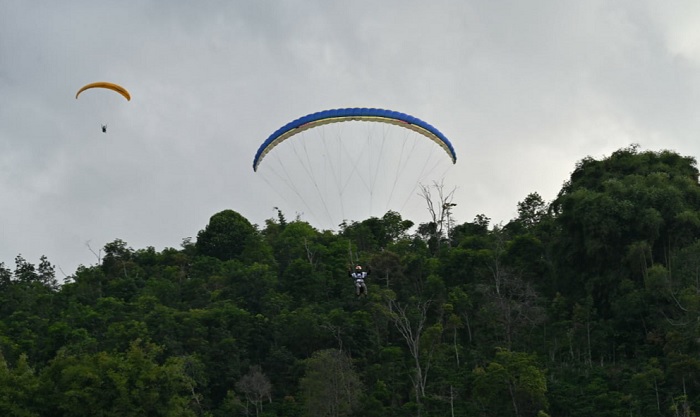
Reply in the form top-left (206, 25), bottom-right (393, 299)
top-left (349, 265), bottom-right (370, 297)
top-left (101, 124), bottom-right (107, 133)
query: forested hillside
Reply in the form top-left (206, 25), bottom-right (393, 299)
top-left (2, 146), bottom-right (700, 417)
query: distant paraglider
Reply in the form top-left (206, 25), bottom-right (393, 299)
top-left (76, 82), bottom-right (130, 133)
top-left (75, 82), bottom-right (131, 101)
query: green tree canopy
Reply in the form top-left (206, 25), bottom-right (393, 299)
top-left (195, 210), bottom-right (266, 263)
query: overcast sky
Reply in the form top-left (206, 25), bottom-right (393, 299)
top-left (3, 1), bottom-right (700, 277)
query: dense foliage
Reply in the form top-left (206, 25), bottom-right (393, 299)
top-left (2, 146), bottom-right (700, 416)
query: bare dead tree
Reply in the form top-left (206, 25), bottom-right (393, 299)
top-left (236, 366), bottom-right (272, 417)
top-left (85, 240), bottom-right (102, 265)
top-left (486, 226), bottom-right (507, 296)
top-left (303, 237), bottom-right (317, 268)
top-left (481, 267), bottom-right (545, 349)
top-left (322, 322), bottom-right (344, 352)
top-left (385, 298), bottom-right (441, 415)
top-left (417, 180), bottom-right (457, 247)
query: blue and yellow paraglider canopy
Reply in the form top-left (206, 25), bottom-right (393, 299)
top-left (253, 108), bottom-right (456, 172)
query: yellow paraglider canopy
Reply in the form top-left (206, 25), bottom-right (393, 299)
top-left (75, 82), bottom-right (131, 101)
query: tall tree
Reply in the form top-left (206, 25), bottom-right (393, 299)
top-left (196, 210), bottom-right (262, 262)
top-left (472, 349), bottom-right (548, 417)
top-left (299, 349), bottom-right (363, 417)
top-left (0, 353), bottom-right (40, 417)
top-left (551, 146), bottom-right (700, 316)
